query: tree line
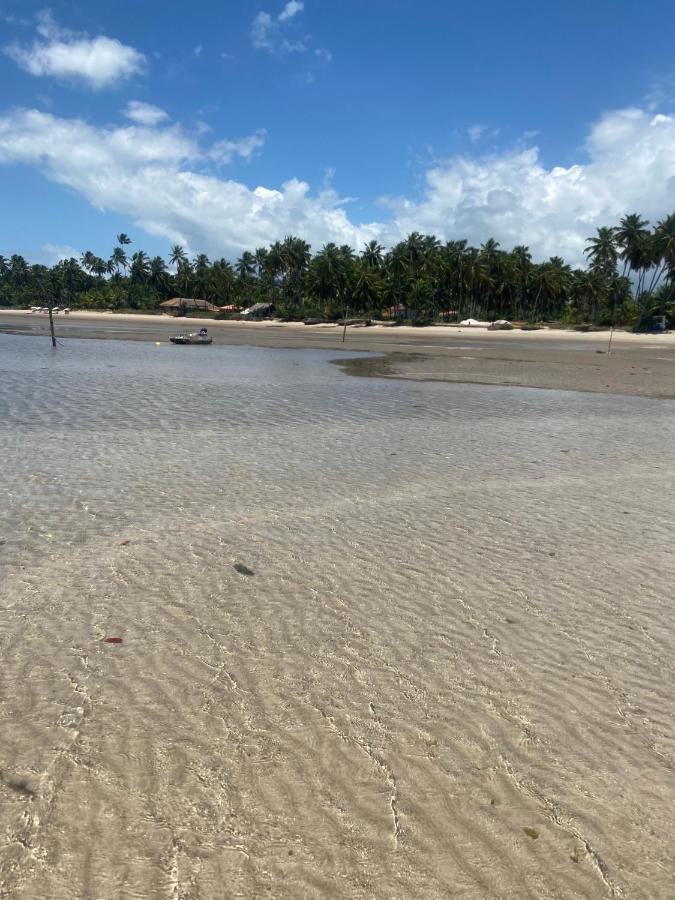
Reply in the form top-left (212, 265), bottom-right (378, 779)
top-left (1, 212), bottom-right (674, 326)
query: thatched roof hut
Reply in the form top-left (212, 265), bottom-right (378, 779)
top-left (160, 298), bottom-right (220, 312)
top-left (241, 302), bottom-right (274, 317)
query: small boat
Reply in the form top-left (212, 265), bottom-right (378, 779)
top-left (169, 328), bottom-right (213, 345)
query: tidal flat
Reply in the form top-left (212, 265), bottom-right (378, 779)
top-left (1, 334), bottom-right (674, 898)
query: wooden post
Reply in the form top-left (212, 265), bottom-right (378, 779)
top-left (48, 302), bottom-right (56, 348)
top-left (607, 292), bottom-right (616, 355)
top-left (342, 304), bottom-right (348, 343)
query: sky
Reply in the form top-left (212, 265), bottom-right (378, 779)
top-left (1, 0), bottom-right (675, 267)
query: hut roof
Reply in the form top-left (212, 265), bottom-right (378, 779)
top-left (242, 302), bottom-right (274, 315)
top-left (160, 297), bottom-right (220, 312)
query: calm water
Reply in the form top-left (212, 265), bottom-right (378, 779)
top-left (1, 333), bottom-right (674, 899)
top-left (1, 333), bottom-right (669, 561)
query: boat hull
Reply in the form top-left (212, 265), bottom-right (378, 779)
top-left (169, 336), bottom-right (213, 345)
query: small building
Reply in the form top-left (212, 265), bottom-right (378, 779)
top-left (159, 298), bottom-right (220, 314)
top-left (383, 304), bottom-right (406, 319)
top-left (241, 302), bottom-right (274, 317)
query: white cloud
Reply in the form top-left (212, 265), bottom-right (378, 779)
top-left (0, 109), bottom-right (361, 257)
top-left (2, 13), bottom-right (31, 27)
top-left (41, 243), bottom-right (80, 264)
top-left (4, 10), bottom-right (145, 89)
top-left (380, 107), bottom-right (675, 264)
top-left (279, 1), bottom-right (304, 21)
top-left (1, 106), bottom-right (675, 265)
top-left (123, 101), bottom-right (169, 126)
top-left (467, 124), bottom-right (500, 143)
top-left (467, 124), bottom-right (486, 143)
top-left (209, 130), bottom-right (267, 164)
top-left (251, 3), bottom-right (308, 54)
top-left (251, 12), bottom-right (275, 51)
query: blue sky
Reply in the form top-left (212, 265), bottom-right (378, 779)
top-left (1, 0), bottom-right (675, 266)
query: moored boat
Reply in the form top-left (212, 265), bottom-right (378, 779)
top-left (169, 328), bottom-right (213, 345)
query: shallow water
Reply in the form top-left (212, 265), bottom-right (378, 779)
top-left (1, 334), bottom-right (674, 898)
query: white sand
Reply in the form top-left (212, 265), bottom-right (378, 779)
top-left (1, 334), bottom-right (674, 899)
top-left (3, 307), bottom-right (675, 347)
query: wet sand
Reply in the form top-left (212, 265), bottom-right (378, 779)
top-left (1, 333), bottom-right (674, 899)
top-left (2, 309), bottom-right (675, 399)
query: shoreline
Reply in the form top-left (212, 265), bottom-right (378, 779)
top-left (1, 309), bottom-right (674, 399)
top-left (2, 307), bottom-right (674, 344)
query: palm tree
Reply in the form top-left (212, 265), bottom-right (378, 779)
top-left (263, 241), bottom-right (285, 306)
top-left (9, 254), bottom-right (29, 285)
top-left (176, 260), bottom-right (193, 296)
top-left (361, 240), bottom-right (384, 270)
top-left (529, 259), bottom-right (571, 321)
top-left (480, 238), bottom-right (501, 263)
top-left (210, 258), bottom-right (236, 303)
top-left (309, 243), bottom-right (350, 314)
top-left (461, 248), bottom-right (490, 318)
top-left (512, 245), bottom-right (532, 318)
top-left (116, 233), bottom-right (132, 247)
top-left (169, 244), bottom-right (188, 269)
top-left (585, 227), bottom-right (618, 279)
top-left (60, 257), bottom-right (82, 304)
top-left (647, 213), bottom-right (675, 300)
top-left (193, 254), bottom-right (212, 299)
top-left (236, 251), bottom-right (256, 281)
top-left (570, 270), bottom-right (607, 323)
top-left (254, 247), bottom-right (269, 280)
top-left (91, 257), bottom-right (109, 280)
top-left (110, 246), bottom-right (128, 276)
top-left (130, 251), bottom-right (150, 283)
top-left (351, 263), bottom-right (383, 313)
top-left (280, 236), bottom-right (311, 273)
top-left (277, 236), bottom-right (311, 309)
top-left (443, 240), bottom-right (468, 317)
top-left (149, 256), bottom-right (170, 296)
top-left (80, 251), bottom-right (96, 275)
top-left (615, 214), bottom-right (649, 278)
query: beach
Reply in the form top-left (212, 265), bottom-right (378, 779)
top-left (1, 330), bottom-right (674, 898)
top-left (2, 309), bottom-right (675, 399)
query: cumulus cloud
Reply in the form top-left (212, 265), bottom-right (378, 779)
top-left (1, 106), bottom-right (675, 264)
top-left (0, 109), bottom-right (373, 256)
top-left (380, 107), bottom-right (675, 264)
top-left (4, 10), bottom-right (145, 89)
top-left (123, 101), bottom-right (169, 126)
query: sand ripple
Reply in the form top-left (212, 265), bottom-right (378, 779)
top-left (1, 335), bottom-right (674, 898)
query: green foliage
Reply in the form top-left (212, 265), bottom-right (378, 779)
top-left (2, 214), bottom-right (675, 324)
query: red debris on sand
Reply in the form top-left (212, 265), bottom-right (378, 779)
top-left (119, 540), bottom-right (131, 546)
top-left (103, 637), bottom-right (123, 644)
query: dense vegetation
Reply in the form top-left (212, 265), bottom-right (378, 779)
top-left (2, 212), bottom-right (674, 326)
